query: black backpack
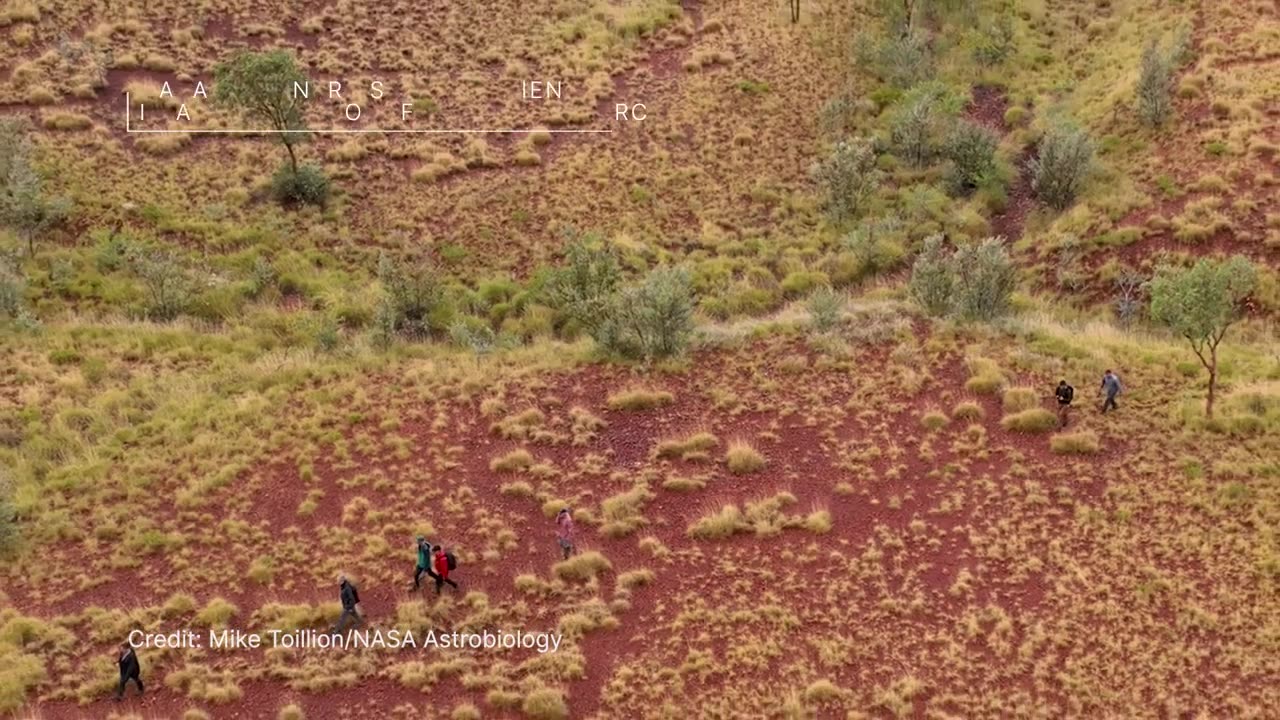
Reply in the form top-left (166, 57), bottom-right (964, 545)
top-left (445, 551), bottom-right (457, 571)
top-left (1062, 385), bottom-right (1074, 403)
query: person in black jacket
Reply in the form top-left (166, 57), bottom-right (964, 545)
top-left (114, 642), bottom-right (143, 701)
top-left (333, 573), bottom-right (365, 634)
top-left (1055, 380), bottom-right (1075, 427)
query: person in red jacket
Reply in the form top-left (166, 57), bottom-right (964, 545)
top-left (433, 546), bottom-right (459, 594)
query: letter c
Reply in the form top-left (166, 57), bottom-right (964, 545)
top-left (128, 629), bottom-right (145, 647)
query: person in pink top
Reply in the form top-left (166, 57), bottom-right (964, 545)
top-left (555, 507), bottom-right (576, 560)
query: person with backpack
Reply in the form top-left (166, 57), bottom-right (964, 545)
top-left (410, 535), bottom-right (440, 593)
top-left (333, 573), bottom-right (364, 633)
top-left (1055, 379), bottom-right (1075, 427)
top-left (434, 546), bottom-right (459, 594)
top-left (114, 641), bottom-right (143, 701)
top-left (1100, 369), bottom-right (1123, 413)
top-left (555, 507), bottom-right (576, 560)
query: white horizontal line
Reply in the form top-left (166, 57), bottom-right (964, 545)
top-left (125, 128), bottom-right (614, 134)
top-left (124, 92), bottom-right (611, 135)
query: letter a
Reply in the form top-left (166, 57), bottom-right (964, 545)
top-left (193, 82), bottom-right (207, 98)
top-left (176, 104), bottom-right (190, 121)
top-left (160, 82), bottom-right (173, 98)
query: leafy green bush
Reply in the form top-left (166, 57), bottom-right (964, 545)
top-left (129, 249), bottom-right (192, 321)
top-left (0, 256), bottom-right (25, 318)
top-left (944, 120), bottom-right (999, 194)
top-left (594, 267), bottom-right (695, 360)
top-left (546, 236), bottom-right (620, 333)
top-left (814, 138), bottom-right (881, 224)
top-left (270, 164), bottom-right (329, 206)
top-left (375, 252), bottom-right (452, 341)
top-left (1030, 122), bottom-right (1093, 210)
top-left (970, 14), bottom-right (1015, 66)
top-left (859, 31), bottom-right (933, 88)
top-left (780, 270), bottom-right (829, 298)
top-left (889, 82), bottom-right (964, 167)
top-left (807, 286), bottom-right (843, 332)
top-left (951, 238), bottom-right (1016, 320)
top-left (908, 234), bottom-right (953, 316)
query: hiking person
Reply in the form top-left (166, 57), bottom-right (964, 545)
top-left (1055, 379), bottom-right (1075, 427)
top-left (333, 573), bottom-right (364, 633)
top-left (555, 507), bottom-right (576, 560)
top-left (410, 535), bottom-right (439, 593)
top-left (1100, 369), bottom-right (1123, 413)
top-left (114, 641), bottom-right (143, 701)
top-left (434, 545), bottom-right (459, 594)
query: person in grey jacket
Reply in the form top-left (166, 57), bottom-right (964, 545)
top-left (333, 573), bottom-right (364, 633)
top-left (1100, 370), bottom-right (1123, 413)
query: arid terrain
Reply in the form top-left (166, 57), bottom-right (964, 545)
top-left (1, 0), bottom-right (1277, 718)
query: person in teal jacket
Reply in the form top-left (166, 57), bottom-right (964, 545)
top-left (410, 535), bottom-right (440, 592)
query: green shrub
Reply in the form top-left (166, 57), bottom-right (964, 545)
top-left (859, 31), bottom-right (933, 88)
top-left (593, 267), bottom-right (694, 360)
top-left (970, 13), bottom-right (1015, 66)
top-left (547, 236), bottom-right (620, 333)
top-left (0, 258), bottom-right (25, 318)
top-left (889, 82), bottom-right (964, 167)
top-left (1030, 122), bottom-right (1093, 210)
top-left (944, 120), bottom-right (999, 194)
top-left (1000, 408), bottom-right (1057, 433)
top-left (375, 252), bottom-right (452, 341)
top-left (1136, 39), bottom-right (1174, 127)
top-left (781, 270), bottom-right (828, 298)
top-left (270, 164), bottom-right (329, 206)
top-left (129, 248), bottom-right (192, 321)
top-left (908, 234), bottom-right (953, 316)
top-left (952, 400), bottom-right (985, 419)
top-left (1003, 106), bottom-right (1028, 127)
top-left (951, 238), bottom-right (1016, 320)
top-left (814, 137), bottom-right (881, 224)
top-left (807, 286), bottom-right (843, 332)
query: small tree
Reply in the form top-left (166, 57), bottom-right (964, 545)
top-left (1136, 39), bottom-right (1174, 127)
top-left (908, 234), bottom-right (953, 316)
top-left (814, 138), bottom-right (881, 224)
top-left (0, 119), bottom-right (70, 254)
top-left (214, 50), bottom-right (310, 174)
top-left (1029, 122), bottom-right (1093, 210)
top-left (1148, 256), bottom-right (1256, 418)
top-left (807, 286), bottom-right (842, 332)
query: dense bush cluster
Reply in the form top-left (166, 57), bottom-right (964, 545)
top-left (910, 235), bottom-right (1015, 320)
top-left (271, 164), bottom-right (330, 207)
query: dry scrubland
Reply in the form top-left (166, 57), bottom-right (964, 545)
top-left (1, 0), bottom-right (1279, 718)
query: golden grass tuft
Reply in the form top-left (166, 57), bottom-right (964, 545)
top-left (661, 474), bottom-right (705, 491)
top-left (490, 448), bottom-right (534, 472)
top-left (725, 440), bottom-right (766, 474)
top-left (552, 551), bottom-right (611, 581)
top-left (451, 703), bottom-right (481, 720)
top-left (606, 388), bottom-right (674, 411)
top-left (277, 704), bottom-right (305, 720)
top-left (964, 357), bottom-right (1004, 394)
top-left (951, 400), bottom-right (985, 420)
top-left (1001, 386), bottom-right (1038, 412)
top-left (521, 687), bottom-right (568, 720)
top-left (687, 504), bottom-right (744, 539)
top-left (195, 598), bottom-right (238, 628)
top-left (999, 408), bottom-right (1058, 433)
top-left (803, 679), bottom-right (843, 703)
top-left (803, 509), bottom-right (833, 533)
top-left (654, 431), bottom-right (718, 459)
top-left (1050, 430), bottom-right (1100, 454)
top-left (920, 409), bottom-right (948, 430)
